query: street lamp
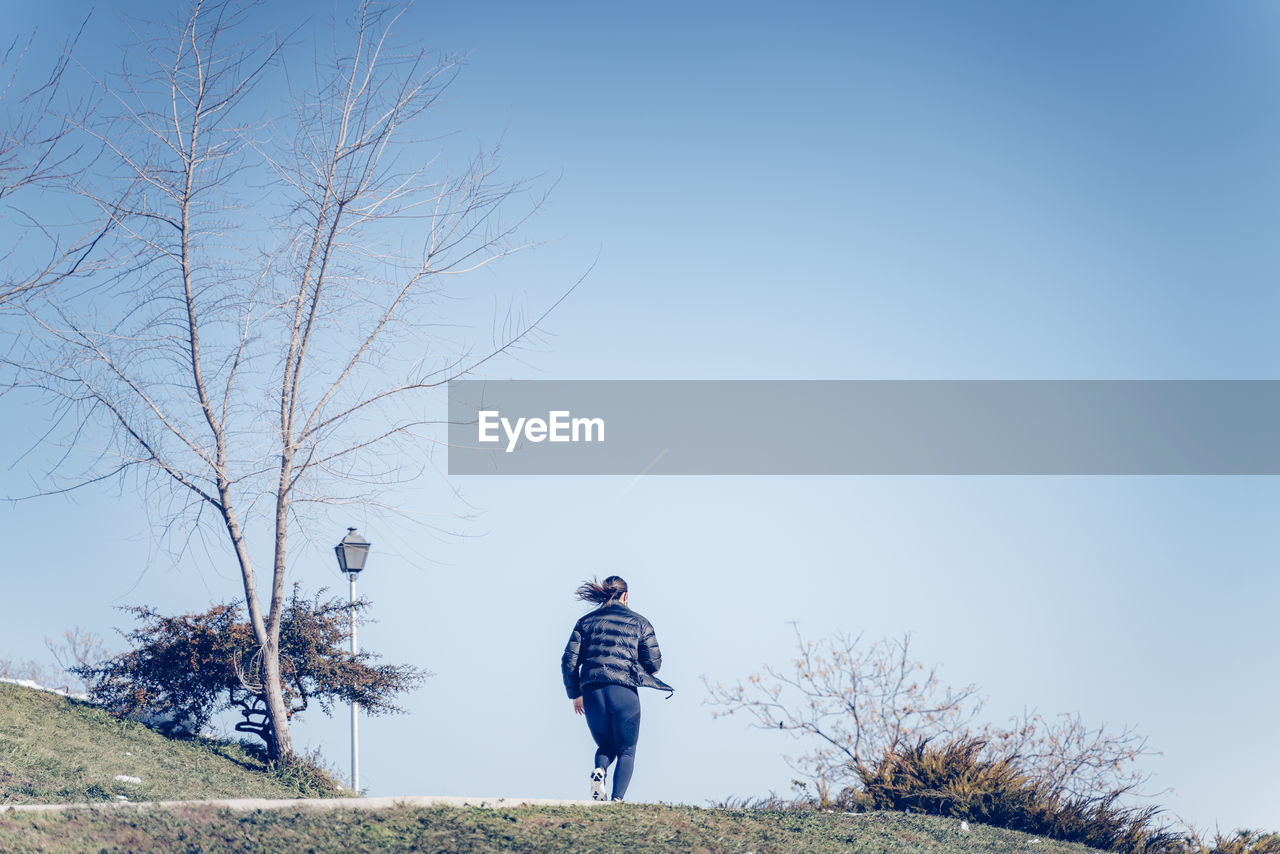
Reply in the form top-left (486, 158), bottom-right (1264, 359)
top-left (334, 527), bottom-right (370, 793)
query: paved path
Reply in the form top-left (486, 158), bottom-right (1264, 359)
top-left (3, 795), bottom-right (603, 814)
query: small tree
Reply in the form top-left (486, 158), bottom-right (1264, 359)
top-left (703, 625), bottom-right (1154, 805)
top-left (0, 655), bottom-right (58, 686)
top-left (10, 0), bottom-right (556, 761)
top-left (77, 586), bottom-right (424, 758)
top-left (0, 628), bottom-right (107, 693)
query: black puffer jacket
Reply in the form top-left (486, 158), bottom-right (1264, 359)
top-left (561, 601), bottom-right (673, 700)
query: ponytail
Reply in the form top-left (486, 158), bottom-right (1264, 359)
top-left (574, 575), bottom-right (628, 605)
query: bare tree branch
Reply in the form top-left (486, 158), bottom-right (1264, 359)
top-left (704, 626), bottom-right (1155, 802)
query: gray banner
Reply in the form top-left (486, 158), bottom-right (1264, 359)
top-left (446, 380), bottom-right (1280, 475)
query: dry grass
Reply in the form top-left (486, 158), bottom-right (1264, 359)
top-left (0, 681), bottom-right (342, 805)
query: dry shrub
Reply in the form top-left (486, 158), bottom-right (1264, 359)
top-left (704, 626), bottom-right (1153, 803)
top-left (843, 736), bottom-right (1182, 853)
top-left (1187, 831), bottom-right (1280, 854)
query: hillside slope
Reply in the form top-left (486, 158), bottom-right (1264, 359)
top-left (0, 681), bottom-right (1110, 852)
top-left (0, 681), bottom-right (341, 804)
top-left (0, 802), bottom-right (1105, 853)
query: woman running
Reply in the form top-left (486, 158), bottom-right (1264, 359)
top-left (561, 575), bottom-right (672, 802)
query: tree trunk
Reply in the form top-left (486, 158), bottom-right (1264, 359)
top-left (260, 638), bottom-right (293, 761)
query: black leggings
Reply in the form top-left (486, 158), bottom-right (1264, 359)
top-left (581, 683), bottom-right (641, 800)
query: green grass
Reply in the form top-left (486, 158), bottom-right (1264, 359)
top-left (0, 681), bottom-right (1112, 852)
top-left (0, 803), bottom-right (1107, 853)
top-left (0, 681), bottom-right (343, 804)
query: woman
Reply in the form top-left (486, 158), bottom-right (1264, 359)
top-left (560, 575), bottom-right (672, 802)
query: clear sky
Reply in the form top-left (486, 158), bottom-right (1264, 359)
top-left (2, 0), bottom-right (1278, 832)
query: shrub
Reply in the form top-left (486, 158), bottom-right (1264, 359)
top-left (848, 737), bottom-right (1033, 819)
top-left (840, 736), bottom-right (1181, 853)
top-left (706, 628), bottom-right (1277, 853)
top-left (704, 627), bottom-right (1153, 803)
top-left (76, 585), bottom-right (425, 757)
top-left (1189, 831), bottom-right (1280, 854)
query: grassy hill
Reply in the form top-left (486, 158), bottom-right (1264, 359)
top-left (0, 803), bottom-right (1104, 854)
top-left (0, 681), bottom-right (342, 804)
top-left (0, 681), bottom-right (1108, 852)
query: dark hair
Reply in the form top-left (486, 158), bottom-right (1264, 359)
top-left (574, 575), bottom-right (628, 605)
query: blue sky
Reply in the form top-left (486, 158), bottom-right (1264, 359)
top-left (2, 0), bottom-right (1279, 831)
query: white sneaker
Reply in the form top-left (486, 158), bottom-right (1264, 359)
top-left (590, 767), bottom-right (607, 801)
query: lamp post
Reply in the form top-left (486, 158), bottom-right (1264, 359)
top-left (334, 527), bottom-right (370, 793)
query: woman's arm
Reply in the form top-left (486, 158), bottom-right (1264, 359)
top-left (561, 621), bottom-right (584, 699)
top-left (638, 617), bottom-right (662, 674)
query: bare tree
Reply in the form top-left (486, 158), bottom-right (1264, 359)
top-left (13, 0), bottom-right (552, 760)
top-left (0, 655), bottom-right (59, 686)
top-left (0, 629), bottom-right (105, 694)
top-left (704, 626), bottom-right (1154, 804)
top-left (45, 627), bottom-right (110, 694)
top-left (704, 627), bottom-right (985, 797)
top-left (993, 707), bottom-right (1154, 802)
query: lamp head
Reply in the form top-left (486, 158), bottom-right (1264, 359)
top-left (334, 527), bottom-right (371, 575)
